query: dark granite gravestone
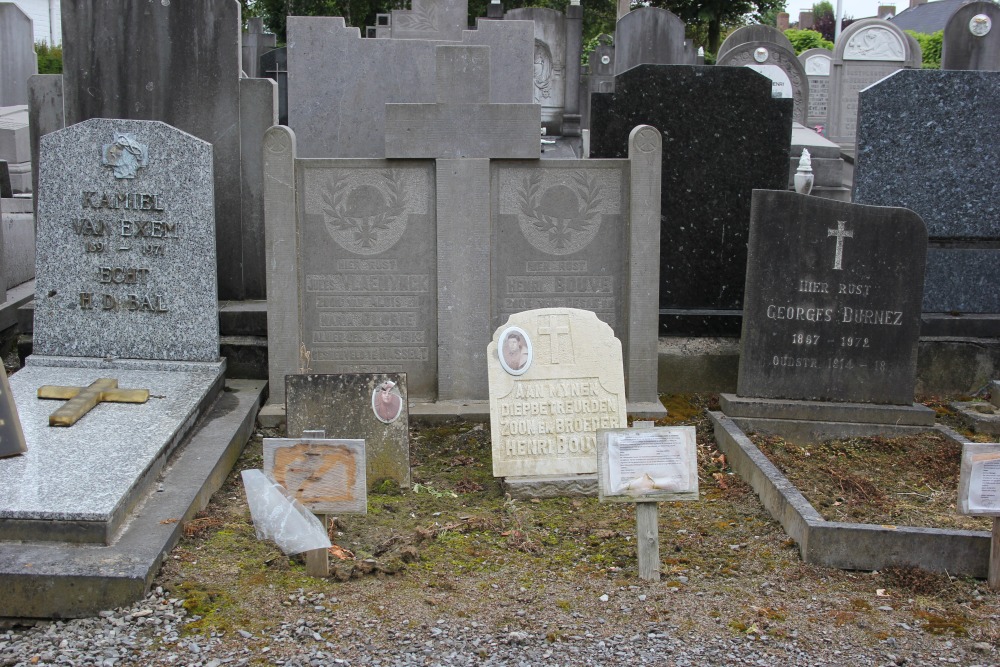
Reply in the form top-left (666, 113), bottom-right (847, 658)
top-left (260, 47), bottom-right (288, 126)
top-left (589, 65), bottom-right (793, 335)
top-left (0, 3), bottom-right (36, 107)
top-left (614, 8), bottom-right (691, 75)
top-left (286, 373), bottom-right (409, 491)
top-left (943, 1), bottom-right (1000, 71)
top-left (718, 41), bottom-right (810, 124)
top-left (737, 190), bottom-right (927, 405)
top-left (718, 24), bottom-right (796, 63)
top-left (799, 48), bottom-right (833, 130)
top-left (34, 0), bottom-right (277, 301)
top-left (854, 69), bottom-right (1000, 320)
top-left (0, 161), bottom-right (10, 199)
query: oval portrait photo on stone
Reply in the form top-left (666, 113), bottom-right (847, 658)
top-left (499, 326), bottom-right (532, 376)
top-left (372, 380), bottom-right (404, 424)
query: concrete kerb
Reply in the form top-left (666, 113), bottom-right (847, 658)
top-left (708, 411), bottom-right (990, 577)
top-left (0, 380), bottom-right (266, 619)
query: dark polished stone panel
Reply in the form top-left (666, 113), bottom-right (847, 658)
top-left (590, 65), bottom-right (792, 335)
top-left (737, 190), bottom-right (927, 405)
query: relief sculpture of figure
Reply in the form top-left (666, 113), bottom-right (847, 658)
top-left (102, 133), bottom-right (149, 179)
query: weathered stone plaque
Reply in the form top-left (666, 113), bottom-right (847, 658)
top-left (33, 118), bottom-right (219, 361)
top-left (488, 308), bottom-right (626, 479)
top-left (597, 426), bottom-right (698, 502)
top-left (286, 373), bottom-right (410, 490)
top-left (0, 365), bottom-right (25, 458)
top-left (799, 49), bottom-right (832, 129)
top-left (491, 161), bottom-right (626, 332)
top-left (264, 435), bottom-right (367, 514)
top-left (737, 190), bottom-right (927, 405)
top-left (827, 19), bottom-right (920, 147)
top-left (959, 443), bottom-right (1000, 514)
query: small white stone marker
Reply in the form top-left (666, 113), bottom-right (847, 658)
top-left (597, 421), bottom-right (699, 581)
top-left (958, 443), bottom-right (1000, 589)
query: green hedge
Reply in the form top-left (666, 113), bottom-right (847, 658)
top-left (36, 42), bottom-right (62, 74)
top-left (783, 29), bottom-right (833, 54)
top-left (906, 30), bottom-right (942, 69)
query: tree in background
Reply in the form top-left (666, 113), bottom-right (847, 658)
top-left (647, 0), bottom-right (785, 54)
top-left (784, 28), bottom-right (832, 53)
top-left (36, 42), bottom-right (62, 74)
top-left (758, 1), bottom-right (787, 27)
top-left (810, 0), bottom-right (853, 42)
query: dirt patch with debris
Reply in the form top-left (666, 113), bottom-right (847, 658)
top-left (751, 431), bottom-right (991, 531)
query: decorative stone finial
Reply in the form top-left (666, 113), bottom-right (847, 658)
top-left (794, 148), bottom-right (814, 195)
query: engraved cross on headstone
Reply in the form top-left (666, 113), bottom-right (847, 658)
top-left (827, 220), bottom-right (854, 270)
top-left (537, 314), bottom-right (572, 364)
top-left (37, 378), bottom-right (150, 427)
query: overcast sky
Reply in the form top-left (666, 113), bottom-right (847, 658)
top-left (783, 0), bottom-right (907, 23)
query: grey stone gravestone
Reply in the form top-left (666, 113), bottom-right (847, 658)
top-left (718, 41), bottom-right (810, 124)
top-left (943, 1), bottom-right (1000, 71)
top-left (799, 48), bottom-right (833, 130)
top-left (287, 16), bottom-right (534, 159)
top-left (0, 105), bottom-right (30, 194)
top-left (31, 0), bottom-right (277, 301)
top-left (0, 3), bottom-right (37, 107)
top-left (582, 34), bottom-right (615, 131)
top-left (590, 65), bottom-right (793, 336)
top-left (504, 6), bottom-right (583, 136)
top-left (242, 17), bottom-right (276, 79)
top-left (286, 373), bottom-right (410, 490)
top-left (827, 18), bottom-right (921, 151)
top-left (854, 69), bottom-right (1000, 323)
top-left (614, 8), bottom-right (691, 75)
top-left (723, 190), bottom-right (935, 440)
top-left (34, 119), bottom-right (219, 361)
top-left (0, 364), bottom-right (25, 458)
top-left (0, 117), bottom-right (232, 545)
top-left (386, 0), bottom-right (468, 41)
top-left (260, 47), bottom-right (288, 126)
top-left (718, 24), bottom-right (796, 62)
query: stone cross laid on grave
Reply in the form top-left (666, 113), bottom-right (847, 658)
top-left (37, 378), bottom-right (149, 427)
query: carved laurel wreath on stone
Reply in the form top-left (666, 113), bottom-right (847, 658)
top-left (393, 4), bottom-right (438, 31)
top-left (321, 170), bottom-right (406, 251)
top-left (518, 172), bottom-right (602, 251)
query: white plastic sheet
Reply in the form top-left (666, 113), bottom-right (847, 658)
top-left (241, 469), bottom-right (332, 555)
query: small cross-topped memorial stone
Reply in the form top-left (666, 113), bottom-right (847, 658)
top-left (37, 378), bottom-right (150, 427)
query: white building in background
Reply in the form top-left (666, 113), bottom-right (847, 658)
top-left (10, 0), bottom-right (60, 45)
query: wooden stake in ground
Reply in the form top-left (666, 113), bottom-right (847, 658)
top-left (597, 421), bottom-right (699, 583)
top-left (306, 514), bottom-right (331, 578)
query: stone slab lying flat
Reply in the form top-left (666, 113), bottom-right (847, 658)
top-left (720, 394), bottom-right (934, 425)
top-left (708, 411), bottom-right (989, 577)
top-left (951, 401), bottom-right (1000, 436)
top-left (0, 358), bottom-right (225, 544)
top-left (725, 416), bottom-right (934, 445)
top-left (0, 379), bottom-right (265, 619)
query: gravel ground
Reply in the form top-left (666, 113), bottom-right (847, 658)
top-left (3, 578), bottom-right (999, 667)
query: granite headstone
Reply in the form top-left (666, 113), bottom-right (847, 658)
top-left (0, 105), bottom-right (30, 194)
top-left (799, 48), bottom-right (833, 130)
top-left (582, 34), bottom-right (615, 131)
top-left (613, 7), bottom-right (691, 75)
top-left (590, 65), bottom-right (793, 335)
top-left (34, 118), bottom-right (219, 361)
top-left (942, 1), bottom-right (1000, 71)
top-left (827, 18), bottom-right (921, 149)
top-left (386, 0), bottom-right (468, 41)
top-left (286, 373), bottom-right (410, 491)
top-left (487, 308), bottom-right (627, 490)
top-left (854, 69), bottom-right (1000, 315)
top-left (0, 3), bottom-right (37, 107)
top-left (737, 190), bottom-right (927, 405)
top-left (718, 41), bottom-right (810, 124)
top-left (242, 17), bottom-right (276, 79)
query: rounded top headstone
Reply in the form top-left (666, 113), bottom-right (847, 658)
top-left (833, 18), bottom-right (916, 64)
top-left (718, 24), bottom-right (795, 62)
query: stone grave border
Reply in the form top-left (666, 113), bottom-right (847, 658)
top-left (0, 380), bottom-right (265, 618)
top-left (708, 411), bottom-right (989, 577)
top-left (952, 379), bottom-right (1000, 436)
